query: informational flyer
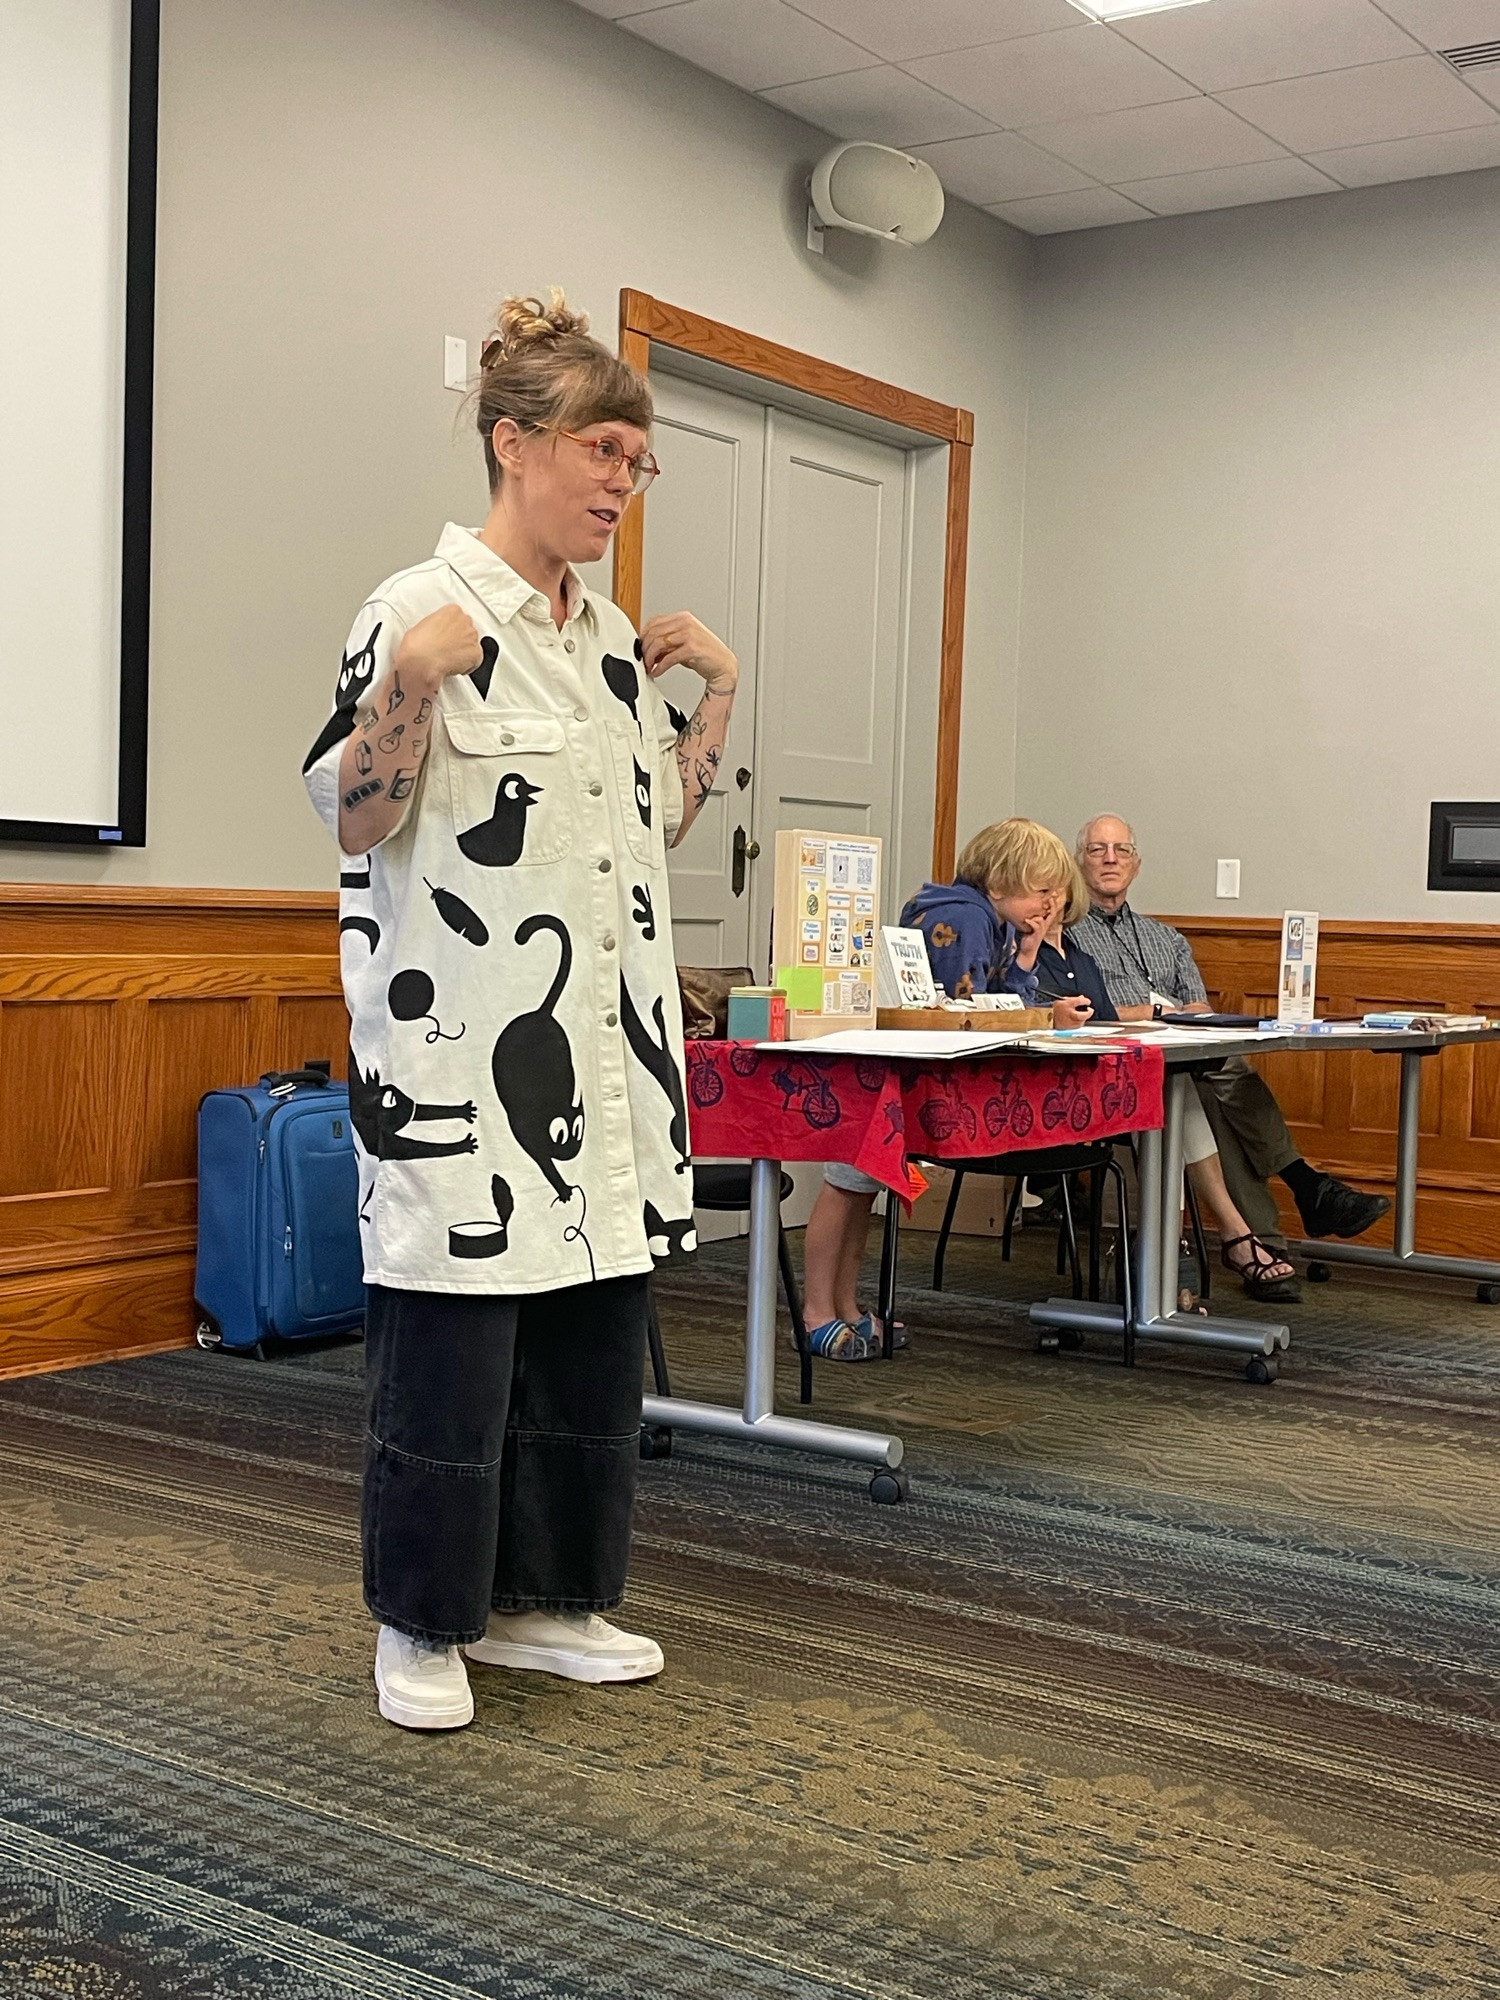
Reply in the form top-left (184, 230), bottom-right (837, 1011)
top-left (772, 829), bottom-right (882, 1015)
top-left (1276, 910), bottom-right (1320, 1024)
top-left (876, 926), bottom-right (938, 1009)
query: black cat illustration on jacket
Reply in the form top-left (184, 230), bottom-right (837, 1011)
top-left (349, 1057), bottom-right (479, 1160)
top-left (491, 915), bottom-right (584, 1202)
top-left (620, 975), bottom-right (689, 1174)
top-left (302, 622), bottom-right (383, 772)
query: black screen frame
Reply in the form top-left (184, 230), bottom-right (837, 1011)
top-left (0, 0), bottom-right (158, 849)
top-left (1427, 802), bottom-right (1500, 892)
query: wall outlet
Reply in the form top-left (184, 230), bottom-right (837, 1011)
top-left (443, 334), bottom-right (468, 392)
top-left (1216, 858), bottom-right (1241, 899)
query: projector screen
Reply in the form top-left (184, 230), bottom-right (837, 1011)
top-left (0, 0), bottom-right (155, 846)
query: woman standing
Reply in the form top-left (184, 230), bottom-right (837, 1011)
top-left (303, 293), bottom-right (736, 1730)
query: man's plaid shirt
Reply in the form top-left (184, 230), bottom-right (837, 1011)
top-left (1066, 902), bottom-right (1208, 1011)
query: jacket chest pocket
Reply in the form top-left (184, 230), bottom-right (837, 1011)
top-left (606, 724), bottom-right (662, 868)
top-left (444, 709), bottom-right (573, 868)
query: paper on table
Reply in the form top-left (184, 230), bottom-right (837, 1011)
top-left (754, 1028), bottom-right (1033, 1058)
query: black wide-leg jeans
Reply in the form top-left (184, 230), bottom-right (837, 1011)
top-left (362, 1274), bottom-right (649, 1646)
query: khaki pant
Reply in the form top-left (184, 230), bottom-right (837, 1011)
top-left (1195, 1056), bottom-right (1299, 1243)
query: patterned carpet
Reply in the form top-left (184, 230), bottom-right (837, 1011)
top-left (1, 1222), bottom-right (1498, 1999)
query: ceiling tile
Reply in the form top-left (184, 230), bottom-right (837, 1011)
top-left (1218, 53), bottom-right (1499, 149)
top-left (987, 185), bottom-right (1154, 231)
top-left (1113, 0), bottom-right (1421, 93)
top-left (788, 0), bottom-right (1081, 64)
top-left (569, 0), bottom-right (656, 18)
top-left (1025, 95), bottom-right (1287, 178)
top-left (1118, 155), bottom-right (1342, 214)
top-left (622, 0), bottom-right (879, 91)
top-left (911, 129), bottom-right (1093, 201)
top-left (1309, 118), bottom-right (1500, 181)
top-left (1372, 2), bottom-right (1500, 51)
top-left (906, 24), bottom-right (1197, 128)
top-left (762, 64), bottom-right (996, 143)
top-left (1457, 63), bottom-right (1500, 109)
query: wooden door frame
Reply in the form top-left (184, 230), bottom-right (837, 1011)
top-left (612, 289), bottom-right (973, 881)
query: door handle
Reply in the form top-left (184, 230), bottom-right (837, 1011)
top-left (732, 827), bottom-right (761, 897)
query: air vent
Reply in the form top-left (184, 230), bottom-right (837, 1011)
top-left (1439, 40), bottom-right (1500, 71)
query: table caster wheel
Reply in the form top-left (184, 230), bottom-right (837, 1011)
top-left (194, 1318), bottom-right (222, 1351)
top-left (868, 1468), bottom-right (907, 1505)
top-left (639, 1426), bottom-right (673, 1461)
top-left (1245, 1354), bottom-right (1278, 1386)
top-left (1307, 1262), bottom-right (1331, 1283)
top-left (1036, 1331), bottom-right (1061, 1353)
top-left (1057, 1328), bottom-right (1085, 1351)
top-left (1477, 1284), bottom-right (1500, 1305)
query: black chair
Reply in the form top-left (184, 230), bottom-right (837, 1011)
top-left (643, 1165), bottom-right (812, 1458)
top-left (879, 1140), bottom-right (1134, 1363)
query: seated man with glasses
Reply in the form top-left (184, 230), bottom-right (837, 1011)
top-left (1068, 815), bottom-right (1389, 1250)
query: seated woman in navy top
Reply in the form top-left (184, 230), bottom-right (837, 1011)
top-left (1035, 866), bottom-right (1116, 1019)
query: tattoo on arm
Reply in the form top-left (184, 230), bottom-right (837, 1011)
top-left (388, 768), bottom-right (416, 802)
top-left (354, 739), bottom-right (373, 776)
top-left (414, 697), bottom-right (431, 725)
top-left (386, 672), bottom-right (406, 712)
top-left (343, 777), bottom-right (385, 811)
top-left (377, 723), bottom-right (404, 753)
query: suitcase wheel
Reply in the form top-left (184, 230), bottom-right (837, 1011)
top-left (194, 1315), bottom-right (223, 1351)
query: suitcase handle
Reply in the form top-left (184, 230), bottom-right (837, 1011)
top-left (261, 1059), bottom-right (334, 1096)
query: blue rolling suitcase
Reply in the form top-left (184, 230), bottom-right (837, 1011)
top-left (194, 1061), bottom-right (366, 1357)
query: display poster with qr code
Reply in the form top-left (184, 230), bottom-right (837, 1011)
top-left (1276, 910), bottom-right (1319, 1024)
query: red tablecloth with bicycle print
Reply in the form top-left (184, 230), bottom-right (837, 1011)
top-left (685, 1041), bottom-right (1164, 1199)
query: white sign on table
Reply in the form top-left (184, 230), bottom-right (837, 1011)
top-left (1277, 910), bottom-right (1320, 1025)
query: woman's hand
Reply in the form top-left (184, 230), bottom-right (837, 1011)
top-left (394, 606), bottom-right (483, 692)
top-left (1051, 996), bottom-right (1094, 1029)
top-left (639, 612), bottom-right (737, 693)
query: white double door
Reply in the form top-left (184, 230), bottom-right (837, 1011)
top-left (637, 375), bottom-right (911, 975)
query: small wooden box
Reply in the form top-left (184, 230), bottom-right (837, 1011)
top-left (875, 1007), bottom-right (1052, 1033)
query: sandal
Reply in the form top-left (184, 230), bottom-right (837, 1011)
top-left (803, 1317), bottom-right (882, 1362)
top-left (853, 1312), bottom-right (909, 1351)
top-left (1220, 1233), bottom-right (1301, 1303)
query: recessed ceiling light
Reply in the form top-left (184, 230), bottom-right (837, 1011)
top-left (1066, 0), bottom-right (1214, 19)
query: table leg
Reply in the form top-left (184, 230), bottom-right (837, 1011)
top-left (1289, 1048), bottom-right (1500, 1286)
top-left (641, 1155), bottom-right (905, 1480)
top-left (1032, 1070), bottom-right (1291, 1370)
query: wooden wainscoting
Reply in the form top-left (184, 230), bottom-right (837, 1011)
top-left (0, 885), bottom-right (343, 1379)
top-left (1168, 914), bottom-right (1500, 1259)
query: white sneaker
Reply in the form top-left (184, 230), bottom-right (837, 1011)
top-left (374, 1623), bottom-right (475, 1730)
top-left (465, 1609), bottom-right (664, 1684)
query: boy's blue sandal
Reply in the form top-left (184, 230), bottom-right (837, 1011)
top-left (854, 1312), bottom-right (908, 1351)
top-left (804, 1317), bottom-right (882, 1362)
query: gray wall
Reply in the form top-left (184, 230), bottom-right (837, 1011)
top-left (1016, 167), bottom-right (1500, 923)
top-left (8, 0), bottom-right (1030, 890)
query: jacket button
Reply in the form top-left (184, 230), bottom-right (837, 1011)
top-left (500, 732), bottom-right (515, 746)
top-left (605, 1011), bottom-right (618, 1027)
top-left (598, 857), bottom-right (612, 873)
top-left (602, 934), bottom-right (616, 951)
top-left (588, 781), bottom-right (603, 797)
top-left (564, 638), bottom-right (576, 654)
top-left (574, 705), bottom-right (589, 722)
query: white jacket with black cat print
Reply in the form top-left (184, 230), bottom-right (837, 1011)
top-left (303, 523), bottom-right (697, 1294)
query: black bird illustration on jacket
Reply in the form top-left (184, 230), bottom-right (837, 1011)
top-left (457, 771), bottom-right (542, 867)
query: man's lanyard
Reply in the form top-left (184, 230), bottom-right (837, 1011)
top-left (1105, 903), bottom-right (1154, 986)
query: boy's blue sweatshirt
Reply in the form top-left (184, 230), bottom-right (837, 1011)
top-left (898, 880), bottom-right (1040, 1005)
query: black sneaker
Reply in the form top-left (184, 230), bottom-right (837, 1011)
top-left (1296, 1177), bottom-right (1391, 1239)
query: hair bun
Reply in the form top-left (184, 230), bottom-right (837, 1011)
top-left (481, 289), bottom-right (590, 369)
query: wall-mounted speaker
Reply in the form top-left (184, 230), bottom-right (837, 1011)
top-left (809, 142), bottom-right (945, 247)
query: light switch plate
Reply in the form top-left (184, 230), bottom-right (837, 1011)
top-left (443, 335), bottom-right (468, 392)
top-left (1216, 858), bottom-right (1241, 899)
